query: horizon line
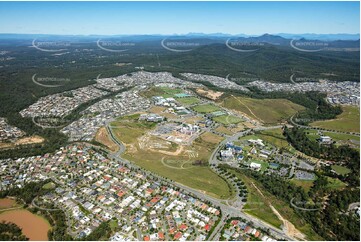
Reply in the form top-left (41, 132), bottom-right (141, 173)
top-left (0, 32), bottom-right (359, 36)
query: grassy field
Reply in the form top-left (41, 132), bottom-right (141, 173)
top-left (42, 182), bottom-right (56, 190)
top-left (140, 86), bottom-right (183, 98)
top-left (149, 106), bottom-right (178, 120)
top-left (310, 106), bottom-right (360, 133)
top-left (110, 114), bottom-right (157, 144)
top-left (227, 169), bottom-right (322, 240)
top-left (111, 114), bottom-right (232, 199)
top-left (258, 129), bottom-right (289, 148)
top-left (229, 170), bottom-right (283, 229)
top-left (140, 87), bottom-right (168, 98)
top-left (331, 165), bottom-right (351, 175)
top-left (160, 87), bottom-right (183, 95)
top-left (215, 125), bottom-right (234, 135)
top-left (183, 116), bottom-right (204, 125)
top-left (213, 115), bottom-right (243, 125)
top-left (109, 219), bottom-right (118, 230)
top-left (192, 104), bottom-right (222, 113)
top-left (175, 97), bottom-right (200, 105)
top-left (220, 96), bottom-right (305, 124)
top-left (290, 179), bottom-right (314, 192)
top-left (123, 149), bottom-right (231, 199)
top-left (326, 177), bottom-right (347, 190)
top-left (199, 132), bottom-right (224, 144)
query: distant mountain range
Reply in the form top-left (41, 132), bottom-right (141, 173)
top-left (0, 33), bottom-right (359, 41)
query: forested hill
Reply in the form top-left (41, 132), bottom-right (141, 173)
top-left (0, 34), bottom-right (359, 117)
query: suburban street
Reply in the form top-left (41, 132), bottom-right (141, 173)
top-left (106, 123), bottom-right (294, 241)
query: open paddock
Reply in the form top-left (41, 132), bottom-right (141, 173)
top-left (213, 115), bottom-right (243, 125)
top-left (192, 104), bottom-right (222, 113)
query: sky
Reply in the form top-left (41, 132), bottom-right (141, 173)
top-left (0, 1), bottom-right (359, 35)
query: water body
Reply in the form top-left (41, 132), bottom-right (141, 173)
top-left (0, 209), bottom-right (51, 241)
top-left (0, 198), bottom-right (16, 208)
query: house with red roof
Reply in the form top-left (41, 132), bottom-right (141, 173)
top-left (231, 220), bottom-right (239, 226)
top-left (174, 232), bottom-right (182, 240)
top-left (150, 197), bottom-right (160, 204)
top-left (158, 232), bottom-right (165, 240)
top-left (179, 223), bottom-right (188, 231)
top-left (117, 190), bottom-right (125, 198)
top-left (204, 224), bottom-right (211, 231)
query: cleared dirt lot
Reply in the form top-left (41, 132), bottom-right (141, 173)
top-left (196, 88), bottom-right (224, 100)
top-left (0, 135), bottom-right (44, 150)
top-left (95, 127), bottom-right (119, 152)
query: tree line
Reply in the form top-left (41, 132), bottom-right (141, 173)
top-left (0, 222), bottom-right (28, 241)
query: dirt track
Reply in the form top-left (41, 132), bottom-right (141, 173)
top-left (270, 205), bottom-right (305, 240)
top-left (252, 182), bottom-right (305, 240)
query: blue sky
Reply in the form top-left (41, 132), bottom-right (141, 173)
top-left (0, 1), bottom-right (359, 35)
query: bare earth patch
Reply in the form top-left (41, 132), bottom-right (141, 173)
top-left (95, 127), bottom-right (119, 152)
top-left (251, 182), bottom-right (306, 240)
top-left (196, 88), bottom-right (224, 100)
top-left (270, 205), bottom-right (306, 240)
top-left (200, 132), bottom-right (224, 144)
top-left (0, 135), bottom-right (44, 149)
top-left (16, 135), bottom-right (43, 145)
top-left (150, 145), bottom-right (184, 156)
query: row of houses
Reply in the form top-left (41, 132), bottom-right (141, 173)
top-left (221, 219), bottom-right (277, 241)
top-left (0, 117), bottom-right (26, 142)
top-left (0, 143), bottom-right (221, 241)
